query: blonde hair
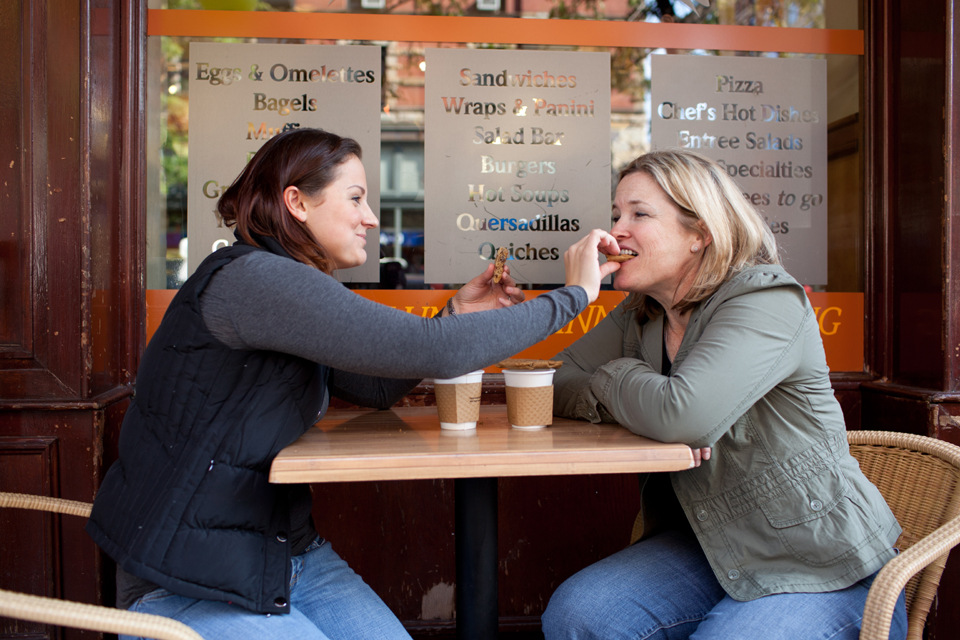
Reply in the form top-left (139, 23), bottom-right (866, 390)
top-left (619, 148), bottom-right (779, 321)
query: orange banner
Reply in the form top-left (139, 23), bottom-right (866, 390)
top-left (355, 290), bottom-right (630, 370)
top-left (146, 289), bottom-right (864, 373)
top-left (146, 289), bottom-right (177, 345)
top-left (147, 10), bottom-right (863, 56)
top-left (806, 292), bottom-right (864, 373)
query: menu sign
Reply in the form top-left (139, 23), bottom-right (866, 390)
top-left (652, 55), bottom-right (828, 285)
top-left (424, 48), bottom-right (611, 284)
top-left (188, 43), bottom-right (381, 281)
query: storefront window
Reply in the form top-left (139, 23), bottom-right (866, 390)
top-left (146, 0), bottom-right (864, 367)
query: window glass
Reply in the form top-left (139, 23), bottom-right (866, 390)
top-left (147, 0), bottom-right (860, 294)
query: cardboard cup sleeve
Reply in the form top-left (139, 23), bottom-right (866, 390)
top-left (505, 385), bottom-right (554, 428)
top-left (435, 382), bottom-right (483, 424)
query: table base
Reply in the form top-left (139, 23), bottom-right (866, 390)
top-left (456, 477), bottom-right (498, 640)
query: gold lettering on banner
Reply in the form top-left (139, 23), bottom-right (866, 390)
top-left (813, 306), bottom-right (842, 336)
top-left (556, 305), bottom-right (608, 336)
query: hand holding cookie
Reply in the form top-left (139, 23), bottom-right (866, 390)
top-left (564, 229), bottom-right (622, 302)
top-left (447, 249), bottom-right (525, 315)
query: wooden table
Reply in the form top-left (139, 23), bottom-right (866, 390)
top-left (270, 405), bottom-right (694, 639)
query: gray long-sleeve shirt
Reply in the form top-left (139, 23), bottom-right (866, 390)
top-left (202, 251), bottom-right (588, 396)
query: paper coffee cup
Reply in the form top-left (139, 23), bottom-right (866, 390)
top-left (434, 370), bottom-right (484, 430)
top-left (502, 369), bottom-right (555, 430)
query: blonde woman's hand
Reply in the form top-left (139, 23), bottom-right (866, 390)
top-left (448, 264), bottom-right (525, 315)
top-left (691, 447), bottom-right (712, 467)
top-left (564, 229), bottom-right (622, 302)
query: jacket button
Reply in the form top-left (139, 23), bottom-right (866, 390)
top-left (696, 509), bottom-right (708, 521)
top-left (274, 597), bottom-right (287, 608)
top-left (727, 569), bottom-right (740, 580)
top-left (810, 500), bottom-right (823, 512)
top-left (276, 533), bottom-right (288, 543)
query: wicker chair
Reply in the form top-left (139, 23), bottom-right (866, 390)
top-left (849, 431), bottom-right (960, 640)
top-left (628, 431), bottom-right (960, 640)
top-left (0, 492), bottom-right (203, 640)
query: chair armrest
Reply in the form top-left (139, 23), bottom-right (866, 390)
top-left (860, 515), bottom-right (960, 640)
top-left (0, 492), bottom-right (92, 517)
top-left (0, 588), bottom-right (204, 640)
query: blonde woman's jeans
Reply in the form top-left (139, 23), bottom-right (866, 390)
top-left (542, 530), bottom-right (907, 640)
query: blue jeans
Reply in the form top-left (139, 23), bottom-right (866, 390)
top-left (123, 538), bottom-right (411, 640)
top-left (542, 531), bottom-right (908, 640)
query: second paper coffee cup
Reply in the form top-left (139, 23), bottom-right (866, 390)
top-left (502, 369), bottom-right (555, 430)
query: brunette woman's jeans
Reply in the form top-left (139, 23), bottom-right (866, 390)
top-left (542, 531), bottom-right (908, 640)
top-left (122, 538), bottom-right (411, 640)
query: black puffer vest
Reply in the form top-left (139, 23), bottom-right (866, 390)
top-left (87, 240), bottom-right (327, 614)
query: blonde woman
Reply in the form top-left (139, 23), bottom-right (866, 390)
top-left (542, 149), bottom-right (906, 640)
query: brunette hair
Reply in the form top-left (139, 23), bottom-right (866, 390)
top-left (618, 149), bottom-right (779, 321)
top-left (217, 128), bottom-right (362, 273)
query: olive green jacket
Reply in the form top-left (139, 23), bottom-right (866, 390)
top-left (553, 264), bottom-right (900, 601)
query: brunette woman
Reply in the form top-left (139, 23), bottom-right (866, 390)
top-left (87, 128), bottom-right (620, 640)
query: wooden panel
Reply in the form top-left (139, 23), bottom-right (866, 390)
top-left (498, 474), bottom-right (638, 618)
top-left (87, 0), bottom-right (145, 398)
top-left (1, 0), bottom-right (87, 400)
top-left (1, 0), bottom-right (142, 401)
top-left (890, 0), bottom-right (945, 390)
top-left (827, 115), bottom-right (863, 293)
top-left (0, 411), bottom-right (105, 640)
top-left (0, 437), bottom-right (58, 640)
top-left (947, 0), bottom-right (960, 394)
top-left (0, 0), bottom-right (25, 355)
top-left (312, 478), bottom-right (456, 625)
top-left (860, 386), bottom-right (932, 438)
top-left (833, 387), bottom-right (863, 431)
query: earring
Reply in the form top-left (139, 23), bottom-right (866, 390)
top-left (692, 245), bottom-right (700, 253)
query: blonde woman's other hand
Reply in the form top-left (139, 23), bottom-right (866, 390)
top-left (691, 447), bottom-right (712, 468)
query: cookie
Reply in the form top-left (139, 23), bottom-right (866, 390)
top-left (604, 253), bottom-right (633, 263)
top-left (492, 246), bottom-right (509, 283)
top-left (496, 358), bottom-right (563, 370)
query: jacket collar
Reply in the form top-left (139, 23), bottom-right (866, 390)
top-left (234, 229), bottom-right (296, 262)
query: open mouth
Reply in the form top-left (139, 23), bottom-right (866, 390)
top-left (605, 249), bottom-right (637, 263)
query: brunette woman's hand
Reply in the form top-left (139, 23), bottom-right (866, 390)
top-left (564, 229), bottom-right (622, 302)
top-left (447, 264), bottom-right (525, 315)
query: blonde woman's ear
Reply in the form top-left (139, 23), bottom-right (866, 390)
top-left (283, 185), bottom-right (309, 222)
top-left (696, 221), bottom-right (713, 248)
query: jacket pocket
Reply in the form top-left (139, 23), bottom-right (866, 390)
top-left (759, 466), bottom-right (864, 567)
